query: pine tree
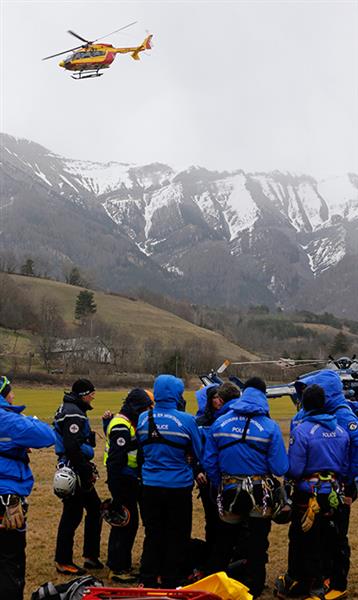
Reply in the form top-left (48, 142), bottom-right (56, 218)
top-left (21, 258), bottom-right (35, 276)
top-left (330, 331), bottom-right (350, 355)
top-left (67, 267), bottom-right (82, 286)
top-left (74, 290), bottom-right (97, 322)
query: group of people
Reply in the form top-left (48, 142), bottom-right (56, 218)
top-left (0, 369), bottom-right (357, 600)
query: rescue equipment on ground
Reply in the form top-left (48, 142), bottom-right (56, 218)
top-left (82, 586), bottom-right (224, 599)
top-left (182, 571), bottom-right (253, 600)
top-left (31, 575), bottom-right (103, 599)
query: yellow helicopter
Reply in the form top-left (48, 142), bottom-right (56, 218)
top-left (43, 22), bottom-right (153, 79)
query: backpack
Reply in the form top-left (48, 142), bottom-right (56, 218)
top-left (31, 575), bottom-right (103, 600)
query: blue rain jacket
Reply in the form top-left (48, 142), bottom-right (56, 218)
top-left (137, 375), bottom-right (202, 488)
top-left (195, 385), bottom-right (218, 417)
top-left (0, 394), bottom-right (55, 497)
top-left (288, 412), bottom-right (349, 492)
top-left (291, 370), bottom-right (358, 481)
top-left (204, 387), bottom-right (288, 487)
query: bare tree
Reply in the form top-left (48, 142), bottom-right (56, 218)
top-left (37, 296), bottom-right (66, 372)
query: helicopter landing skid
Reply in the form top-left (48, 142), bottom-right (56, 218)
top-left (71, 71), bottom-right (103, 80)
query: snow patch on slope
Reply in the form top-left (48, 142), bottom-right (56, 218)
top-left (144, 183), bottom-right (183, 238)
top-left (318, 175), bottom-right (358, 221)
top-left (63, 160), bottom-right (134, 195)
top-left (215, 174), bottom-right (258, 240)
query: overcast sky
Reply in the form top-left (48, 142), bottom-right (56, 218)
top-left (1, 0), bottom-right (357, 177)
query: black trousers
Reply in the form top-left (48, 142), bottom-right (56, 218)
top-left (198, 484), bottom-right (221, 549)
top-left (140, 485), bottom-right (192, 588)
top-left (0, 528), bottom-right (26, 600)
top-left (319, 501), bottom-right (350, 591)
top-left (287, 492), bottom-right (348, 594)
top-left (55, 486), bottom-right (102, 563)
top-left (107, 476), bottom-right (140, 572)
top-left (205, 516), bottom-right (271, 597)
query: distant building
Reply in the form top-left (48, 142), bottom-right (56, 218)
top-left (51, 337), bottom-right (112, 364)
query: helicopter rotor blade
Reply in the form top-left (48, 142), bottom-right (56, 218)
top-left (42, 45), bottom-right (83, 60)
top-left (67, 30), bottom-right (91, 44)
top-left (92, 21), bottom-right (138, 43)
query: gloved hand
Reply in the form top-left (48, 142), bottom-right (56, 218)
top-left (301, 495), bottom-right (320, 533)
top-left (2, 497), bottom-right (25, 530)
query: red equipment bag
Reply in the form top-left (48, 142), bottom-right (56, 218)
top-left (82, 588), bottom-right (222, 600)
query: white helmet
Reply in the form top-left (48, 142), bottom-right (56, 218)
top-left (53, 465), bottom-right (78, 498)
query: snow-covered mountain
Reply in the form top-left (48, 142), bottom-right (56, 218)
top-left (1, 133), bottom-right (357, 316)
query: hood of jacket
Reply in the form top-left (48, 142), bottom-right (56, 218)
top-left (63, 391), bottom-right (92, 413)
top-left (121, 388), bottom-right (152, 425)
top-left (153, 375), bottom-right (185, 408)
top-left (230, 386), bottom-right (269, 416)
top-left (0, 393), bottom-right (25, 414)
top-left (301, 410), bottom-right (337, 431)
top-left (297, 369), bottom-right (347, 413)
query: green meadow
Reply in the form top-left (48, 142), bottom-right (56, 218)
top-left (15, 387), bottom-right (296, 422)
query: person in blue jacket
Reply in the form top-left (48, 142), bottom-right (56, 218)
top-left (136, 374), bottom-right (202, 588)
top-left (53, 378), bottom-right (102, 576)
top-left (290, 369), bottom-right (357, 599)
top-left (275, 384), bottom-right (350, 600)
top-left (0, 375), bottom-right (55, 600)
top-left (204, 377), bottom-right (288, 599)
top-left (195, 382), bottom-right (241, 554)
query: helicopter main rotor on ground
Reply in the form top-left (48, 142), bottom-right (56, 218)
top-left (199, 355), bottom-right (358, 406)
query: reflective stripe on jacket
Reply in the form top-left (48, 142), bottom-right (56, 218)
top-left (104, 415), bottom-right (137, 470)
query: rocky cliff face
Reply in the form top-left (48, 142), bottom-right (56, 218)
top-left (1, 133), bottom-right (357, 316)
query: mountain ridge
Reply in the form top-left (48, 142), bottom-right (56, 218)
top-left (1, 132), bottom-right (357, 317)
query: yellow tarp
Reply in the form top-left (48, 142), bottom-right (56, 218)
top-left (182, 571), bottom-right (253, 600)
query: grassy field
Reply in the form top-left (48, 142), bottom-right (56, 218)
top-left (12, 388), bottom-right (357, 599)
top-left (8, 274), bottom-right (257, 362)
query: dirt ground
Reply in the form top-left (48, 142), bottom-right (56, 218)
top-left (22, 413), bottom-right (357, 600)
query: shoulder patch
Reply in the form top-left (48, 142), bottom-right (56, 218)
top-left (69, 423), bottom-right (79, 434)
top-left (348, 422), bottom-right (358, 431)
top-left (116, 437), bottom-right (126, 446)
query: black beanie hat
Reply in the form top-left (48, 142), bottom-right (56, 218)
top-left (123, 388), bottom-right (152, 414)
top-left (72, 378), bottom-right (95, 397)
top-left (302, 384), bottom-right (325, 412)
top-left (243, 377), bottom-right (267, 394)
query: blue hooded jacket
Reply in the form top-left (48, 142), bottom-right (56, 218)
top-left (203, 387), bottom-right (288, 487)
top-left (0, 394), bottom-right (56, 497)
top-left (137, 375), bottom-right (202, 488)
top-left (288, 411), bottom-right (349, 492)
top-left (195, 385), bottom-right (218, 417)
top-left (291, 370), bottom-right (358, 481)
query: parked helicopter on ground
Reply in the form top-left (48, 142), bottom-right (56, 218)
top-left (42, 23), bottom-right (153, 79)
top-left (199, 355), bottom-right (358, 407)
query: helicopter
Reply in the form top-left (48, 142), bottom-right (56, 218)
top-left (199, 354), bottom-right (358, 408)
top-left (42, 23), bottom-right (153, 79)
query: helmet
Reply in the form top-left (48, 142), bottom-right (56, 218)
top-left (53, 465), bottom-right (78, 498)
top-left (101, 498), bottom-right (130, 527)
